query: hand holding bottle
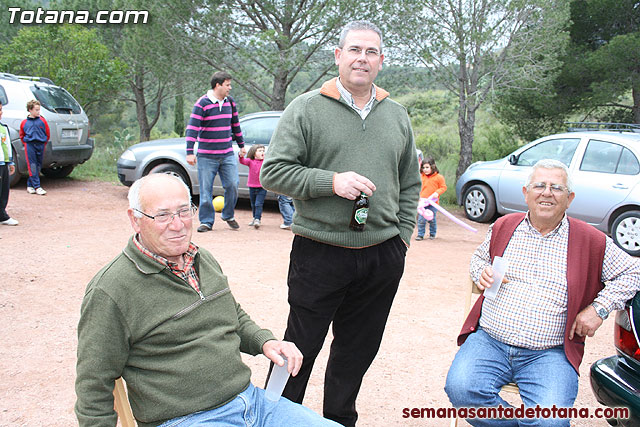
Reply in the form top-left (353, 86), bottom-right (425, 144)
top-left (333, 171), bottom-right (375, 200)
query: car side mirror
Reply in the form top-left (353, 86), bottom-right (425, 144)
top-left (508, 154), bottom-right (518, 165)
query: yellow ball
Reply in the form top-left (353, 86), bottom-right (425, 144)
top-left (212, 196), bottom-right (225, 212)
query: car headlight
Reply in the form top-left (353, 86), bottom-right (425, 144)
top-left (467, 161), bottom-right (483, 171)
top-left (120, 149), bottom-right (136, 161)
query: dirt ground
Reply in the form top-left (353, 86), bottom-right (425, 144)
top-left (0, 177), bottom-right (616, 426)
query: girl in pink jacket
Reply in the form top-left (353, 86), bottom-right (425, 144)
top-left (239, 144), bottom-right (266, 228)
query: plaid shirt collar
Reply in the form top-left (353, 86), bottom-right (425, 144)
top-left (132, 234), bottom-right (199, 273)
top-left (523, 211), bottom-right (569, 238)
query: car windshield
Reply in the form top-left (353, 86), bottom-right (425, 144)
top-left (242, 116), bottom-right (278, 146)
top-left (30, 84), bottom-right (82, 114)
top-left (517, 138), bottom-right (580, 167)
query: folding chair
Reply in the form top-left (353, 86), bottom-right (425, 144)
top-left (114, 377), bottom-right (136, 427)
top-left (449, 278), bottom-right (520, 427)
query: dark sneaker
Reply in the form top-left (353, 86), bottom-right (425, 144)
top-left (197, 224), bottom-right (212, 233)
top-left (415, 236), bottom-right (424, 241)
top-left (224, 218), bottom-right (240, 229)
top-left (429, 235), bottom-right (436, 240)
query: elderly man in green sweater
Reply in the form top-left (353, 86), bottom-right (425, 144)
top-left (260, 20), bottom-right (421, 427)
top-left (75, 173), bottom-right (341, 427)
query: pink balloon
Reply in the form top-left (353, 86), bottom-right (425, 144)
top-left (422, 208), bottom-right (434, 221)
top-left (417, 198), bottom-right (477, 233)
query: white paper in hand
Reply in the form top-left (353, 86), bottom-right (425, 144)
top-left (265, 357), bottom-right (289, 401)
top-left (483, 256), bottom-right (509, 300)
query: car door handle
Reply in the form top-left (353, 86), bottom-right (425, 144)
top-left (612, 184), bottom-right (629, 189)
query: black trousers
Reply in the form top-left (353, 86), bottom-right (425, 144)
top-left (0, 165), bottom-right (10, 221)
top-left (281, 235), bottom-right (407, 427)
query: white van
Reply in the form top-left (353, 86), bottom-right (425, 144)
top-left (0, 73), bottom-right (93, 186)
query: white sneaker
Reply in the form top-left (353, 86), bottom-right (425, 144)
top-left (248, 219), bottom-right (255, 226)
top-left (253, 219), bottom-right (260, 229)
top-left (35, 187), bottom-right (47, 195)
top-left (280, 223), bottom-right (291, 229)
top-left (1, 217), bottom-right (18, 226)
top-left (27, 187), bottom-right (36, 194)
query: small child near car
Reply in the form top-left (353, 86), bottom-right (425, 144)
top-left (277, 194), bottom-right (295, 229)
top-left (0, 103), bottom-right (18, 226)
top-left (239, 144), bottom-right (266, 228)
top-left (417, 157), bottom-right (447, 240)
top-left (19, 99), bottom-right (50, 195)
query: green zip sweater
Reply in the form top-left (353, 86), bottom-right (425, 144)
top-left (261, 78), bottom-right (421, 247)
top-left (75, 237), bottom-right (276, 427)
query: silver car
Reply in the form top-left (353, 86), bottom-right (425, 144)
top-left (456, 125), bottom-right (640, 256)
top-left (117, 111), bottom-right (282, 200)
top-left (1, 73), bottom-right (94, 186)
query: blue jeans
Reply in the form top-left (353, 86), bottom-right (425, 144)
top-left (445, 328), bottom-right (578, 427)
top-left (197, 154), bottom-right (238, 226)
top-left (277, 194), bottom-right (295, 225)
top-left (249, 187), bottom-right (267, 220)
top-left (417, 206), bottom-right (436, 238)
top-left (158, 383), bottom-right (341, 427)
top-left (25, 141), bottom-right (45, 189)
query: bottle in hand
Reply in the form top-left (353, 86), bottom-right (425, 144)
top-left (349, 192), bottom-right (369, 231)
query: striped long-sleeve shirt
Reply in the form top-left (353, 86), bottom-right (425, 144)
top-left (185, 93), bottom-right (244, 157)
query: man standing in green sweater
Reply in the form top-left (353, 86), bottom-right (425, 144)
top-left (75, 173), bottom-right (341, 427)
top-left (260, 20), bottom-right (421, 427)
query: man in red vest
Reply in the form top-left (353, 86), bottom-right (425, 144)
top-left (445, 159), bottom-right (640, 426)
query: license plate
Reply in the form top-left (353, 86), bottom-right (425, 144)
top-left (62, 129), bottom-right (79, 138)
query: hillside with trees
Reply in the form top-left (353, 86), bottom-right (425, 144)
top-left (0, 0), bottom-right (637, 198)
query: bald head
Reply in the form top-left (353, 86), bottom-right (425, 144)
top-left (129, 173), bottom-right (191, 216)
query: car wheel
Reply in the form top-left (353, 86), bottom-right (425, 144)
top-left (41, 165), bottom-right (75, 178)
top-left (611, 211), bottom-right (640, 257)
top-left (148, 163), bottom-right (190, 188)
top-left (463, 184), bottom-right (496, 223)
top-left (8, 147), bottom-right (20, 187)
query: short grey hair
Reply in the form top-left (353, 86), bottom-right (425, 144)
top-left (338, 21), bottom-right (383, 53)
top-left (128, 173), bottom-right (191, 217)
top-left (526, 159), bottom-right (574, 193)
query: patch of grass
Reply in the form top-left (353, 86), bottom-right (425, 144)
top-left (71, 129), bottom-right (180, 182)
top-left (70, 133), bottom-right (125, 182)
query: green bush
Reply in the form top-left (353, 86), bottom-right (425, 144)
top-left (434, 157), bottom-right (459, 206)
top-left (70, 132), bottom-right (132, 182)
top-left (402, 90), bottom-right (525, 207)
top-left (72, 129), bottom-right (182, 182)
top-left (472, 121), bottom-right (523, 162)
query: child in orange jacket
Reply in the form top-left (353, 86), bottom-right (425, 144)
top-left (417, 157), bottom-right (447, 240)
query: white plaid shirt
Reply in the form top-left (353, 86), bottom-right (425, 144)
top-left (471, 214), bottom-right (640, 350)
